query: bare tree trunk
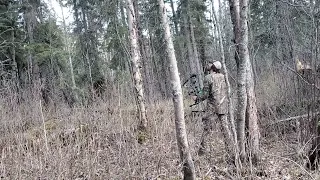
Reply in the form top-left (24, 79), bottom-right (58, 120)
top-left (133, 0), bottom-right (152, 103)
top-left (229, 0), bottom-right (246, 160)
top-left (183, 15), bottom-right (196, 76)
top-left (170, 0), bottom-right (187, 78)
top-left (24, 0), bottom-right (41, 95)
top-left (212, 0), bottom-right (238, 162)
top-left (126, 0), bottom-right (148, 132)
top-left (228, 0), bottom-right (241, 66)
top-left (307, 0), bottom-right (320, 170)
top-left (229, 0), bottom-right (260, 163)
top-left (11, 27), bottom-right (18, 87)
top-left (181, 0), bottom-right (196, 77)
top-left (24, 5), bottom-right (33, 83)
top-left (158, 0), bottom-right (196, 179)
top-left (189, 18), bottom-right (203, 88)
top-left (149, 32), bottom-right (165, 99)
top-left (170, 0), bottom-right (179, 34)
top-left (236, 41), bottom-right (248, 162)
top-left (246, 61), bottom-right (260, 164)
top-left (60, 2), bottom-right (76, 89)
top-left (241, 0), bottom-right (260, 163)
top-left (9, 1), bottom-right (19, 90)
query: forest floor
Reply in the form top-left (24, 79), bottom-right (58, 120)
top-left (0, 98), bottom-right (319, 179)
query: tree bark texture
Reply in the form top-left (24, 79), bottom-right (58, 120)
top-left (23, 0), bottom-right (41, 95)
top-left (229, 0), bottom-right (260, 163)
top-left (9, 1), bottom-right (19, 90)
top-left (189, 17), bottom-right (203, 88)
top-left (246, 61), bottom-right (260, 164)
top-left (126, 0), bottom-right (148, 131)
top-left (228, 0), bottom-right (240, 66)
top-left (158, 0), bottom-right (196, 179)
top-left (133, 0), bottom-right (153, 103)
top-left (183, 15), bottom-right (196, 77)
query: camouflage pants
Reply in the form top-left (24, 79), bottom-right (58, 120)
top-left (199, 112), bottom-right (234, 161)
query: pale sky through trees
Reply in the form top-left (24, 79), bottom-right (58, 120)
top-left (44, 0), bottom-right (74, 26)
top-left (45, 0), bottom-right (220, 28)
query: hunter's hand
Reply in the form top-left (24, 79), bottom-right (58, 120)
top-left (191, 96), bottom-right (197, 101)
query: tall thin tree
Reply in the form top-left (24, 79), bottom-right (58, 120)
top-left (229, 0), bottom-right (260, 163)
top-left (59, 1), bottom-right (76, 89)
top-left (189, 17), bottom-right (203, 88)
top-left (126, 0), bottom-right (148, 132)
top-left (158, 0), bottom-right (196, 179)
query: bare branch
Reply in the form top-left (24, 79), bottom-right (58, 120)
top-left (267, 112), bottom-right (320, 126)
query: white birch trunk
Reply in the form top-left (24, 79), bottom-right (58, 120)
top-left (158, 0), bottom-right (196, 179)
top-left (126, 0), bottom-right (148, 131)
top-left (60, 2), bottom-right (76, 89)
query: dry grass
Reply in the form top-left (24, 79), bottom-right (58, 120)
top-left (0, 94), bottom-right (319, 179)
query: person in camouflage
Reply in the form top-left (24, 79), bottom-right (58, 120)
top-left (183, 73), bottom-right (201, 97)
top-left (193, 61), bottom-right (233, 160)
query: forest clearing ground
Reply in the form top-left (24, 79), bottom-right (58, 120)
top-left (0, 99), bottom-right (319, 179)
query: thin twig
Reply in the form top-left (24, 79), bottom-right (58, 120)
top-left (39, 99), bottom-right (49, 152)
top-left (266, 112), bottom-right (320, 126)
top-left (280, 0), bottom-right (305, 7)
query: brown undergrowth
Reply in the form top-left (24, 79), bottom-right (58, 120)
top-left (0, 95), bottom-right (319, 179)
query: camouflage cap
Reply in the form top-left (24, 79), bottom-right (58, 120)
top-left (213, 61), bottom-right (222, 70)
top-left (206, 60), bottom-right (222, 70)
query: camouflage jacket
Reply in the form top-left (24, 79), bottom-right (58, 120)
top-left (185, 77), bottom-right (201, 96)
top-left (197, 72), bottom-right (228, 114)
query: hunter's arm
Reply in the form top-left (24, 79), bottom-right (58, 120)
top-left (196, 76), bottom-right (210, 102)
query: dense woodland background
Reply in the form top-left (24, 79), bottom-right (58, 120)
top-left (1, 0), bottom-right (320, 179)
